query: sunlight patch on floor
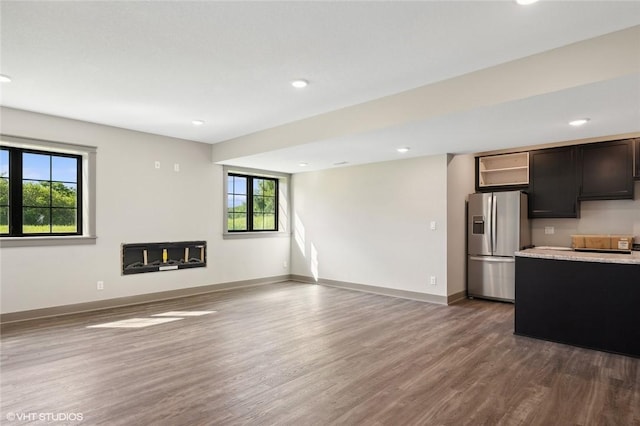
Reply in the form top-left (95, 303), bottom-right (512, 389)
top-left (151, 311), bottom-right (216, 317)
top-left (87, 317), bottom-right (183, 329)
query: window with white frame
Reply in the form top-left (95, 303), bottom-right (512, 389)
top-left (227, 173), bottom-right (278, 232)
top-left (1, 146), bottom-right (82, 236)
top-left (0, 135), bottom-right (96, 244)
top-left (223, 166), bottom-right (289, 236)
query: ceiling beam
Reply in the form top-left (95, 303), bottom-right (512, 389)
top-left (212, 25), bottom-right (640, 163)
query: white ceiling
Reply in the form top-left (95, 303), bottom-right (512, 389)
top-left (1, 1), bottom-right (639, 173)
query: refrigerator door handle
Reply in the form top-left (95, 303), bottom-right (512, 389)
top-left (487, 194), bottom-right (493, 254)
top-left (492, 193), bottom-right (498, 254)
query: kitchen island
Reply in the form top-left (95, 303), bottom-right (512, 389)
top-left (514, 248), bottom-right (640, 358)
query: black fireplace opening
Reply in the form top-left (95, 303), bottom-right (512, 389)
top-left (122, 241), bottom-right (206, 275)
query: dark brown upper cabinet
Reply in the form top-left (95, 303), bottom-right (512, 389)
top-left (528, 146), bottom-right (578, 218)
top-left (579, 139), bottom-right (634, 200)
top-left (634, 138), bottom-right (640, 180)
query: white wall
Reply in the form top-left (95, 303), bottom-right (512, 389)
top-left (291, 155), bottom-right (449, 296)
top-left (446, 154), bottom-right (475, 296)
top-left (0, 108), bottom-right (290, 314)
top-left (532, 181), bottom-right (640, 247)
top-left (9, 105), bottom-right (634, 315)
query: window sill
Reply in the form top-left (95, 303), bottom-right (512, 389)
top-left (223, 232), bottom-right (290, 240)
top-left (0, 235), bottom-right (97, 247)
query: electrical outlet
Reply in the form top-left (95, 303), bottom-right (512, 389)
top-left (283, 260), bottom-right (288, 269)
top-left (430, 221), bottom-right (437, 231)
top-left (544, 226), bottom-right (555, 235)
top-left (430, 276), bottom-right (437, 286)
top-left (97, 281), bottom-right (104, 290)
top-left (174, 163), bottom-right (180, 172)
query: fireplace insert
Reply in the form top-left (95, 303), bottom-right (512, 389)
top-left (122, 241), bottom-right (206, 275)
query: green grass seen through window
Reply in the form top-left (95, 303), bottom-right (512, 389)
top-left (0, 224), bottom-right (77, 234)
top-left (227, 215), bottom-right (275, 231)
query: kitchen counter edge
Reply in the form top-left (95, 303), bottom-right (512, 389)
top-left (515, 248), bottom-right (640, 265)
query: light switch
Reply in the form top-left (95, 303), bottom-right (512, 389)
top-left (154, 161), bottom-right (160, 169)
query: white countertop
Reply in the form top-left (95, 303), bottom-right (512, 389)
top-left (515, 248), bottom-right (640, 265)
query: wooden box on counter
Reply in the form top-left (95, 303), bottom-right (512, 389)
top-left (571, 234), bottom-right (634, 252)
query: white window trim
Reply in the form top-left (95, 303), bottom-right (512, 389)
top-left (222, 165), bottom-right (291, 240)
top-left (0, 134), bottom-right (97, 247)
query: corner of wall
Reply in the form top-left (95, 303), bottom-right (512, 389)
top-left (446, 154), bottom-right (475, 297)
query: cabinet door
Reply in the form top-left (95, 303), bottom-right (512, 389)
top-left (528, 146), bottom-right (578, 218)
top-left (579, 140), bottom-right (634, 200)
top-left (634, 139), bottom-right (640, 180)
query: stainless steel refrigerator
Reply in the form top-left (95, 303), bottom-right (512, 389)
top-left (467, 191), bottom-right (530, 302)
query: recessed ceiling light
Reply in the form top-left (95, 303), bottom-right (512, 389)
top-left (192, 120), bottom-right (205, 126)
top-left (569, 118), bottom-right (590, 127)
top-left (291, 79), bottom-right (309, 89)
top-left (516, 0), bottom-right (539, 5)
top-left (397, 147), bottom-right (410, 153)
top-left (299, 162), bottom-right (308, 167)
top-left (0, 74), bottom-right (12, 83)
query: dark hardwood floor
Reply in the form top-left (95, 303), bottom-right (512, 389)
top-left (1, 282), bottom-right (639, 425)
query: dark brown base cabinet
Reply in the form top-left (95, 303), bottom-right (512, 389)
top-left (515, 256), bottom-right (640, 358)
top-left (528, 146), bottom-right (578, 218)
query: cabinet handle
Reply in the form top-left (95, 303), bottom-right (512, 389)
top-left (469, 256), bottom-right (515, 263)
